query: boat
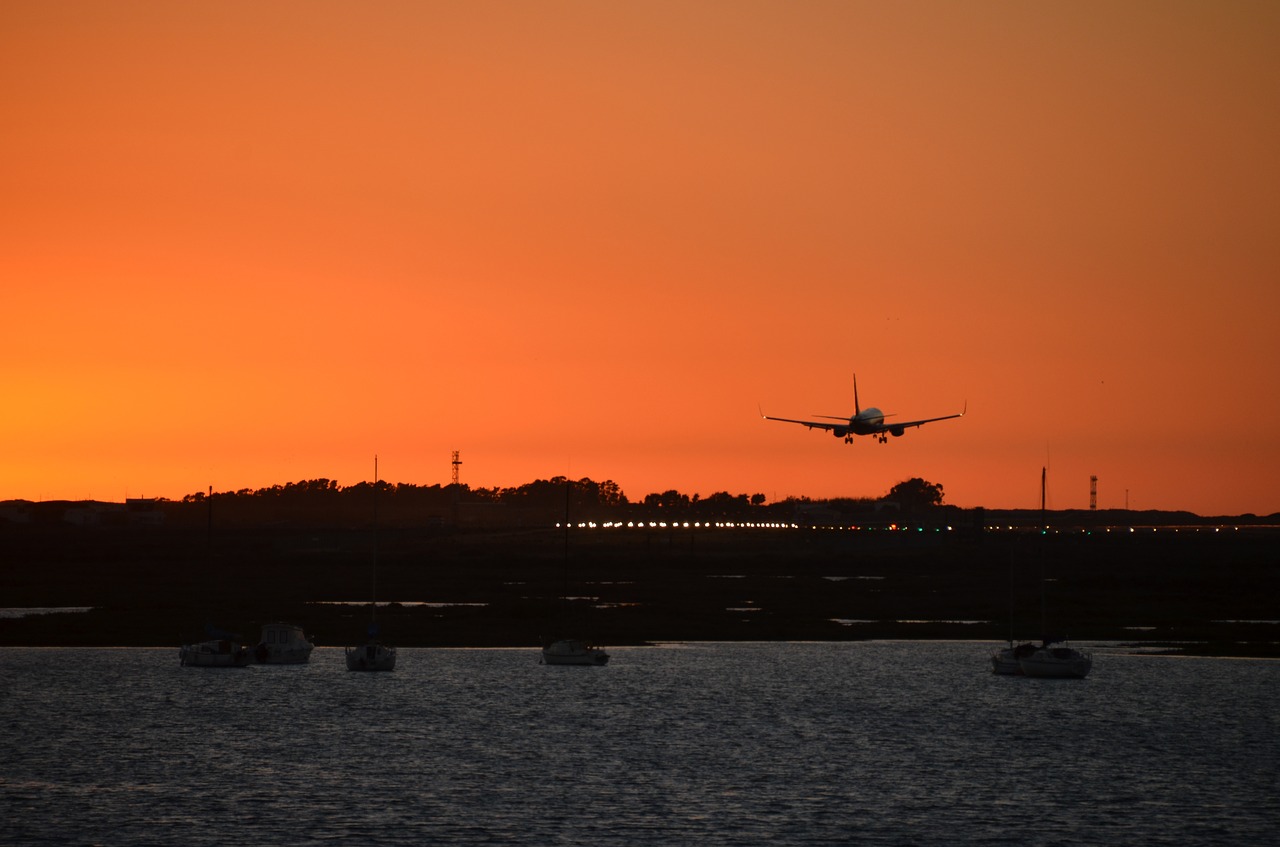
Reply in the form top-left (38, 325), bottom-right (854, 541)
top-left (1019, 639), bottom-right (1093, 678)
top-left (991, 641), bottom-right (1037, 675)
top-left (991, 466), bottom-right (1091, 679)
top-left (992, 546), bottom-right (1036, 674)
top-left (346, 456), bottom-right (396, 671)
top-left (253, 622), bottom-right (314, 664)
top-left (541, 637), bottom-right (610, 666)
top-left (540, 479), bottom-right (610, 667)
top-left (179, 638), bottom-right (252, 667)
top-left (346, 622), bottom-right (396, 671)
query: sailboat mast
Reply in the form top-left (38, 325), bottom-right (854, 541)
top-left (1040, 466), bottom-right (1046, 637)
top-left (1007, 547), bottom-right (1015, 647)
top-left (562, 478), bottom-right (571, 602)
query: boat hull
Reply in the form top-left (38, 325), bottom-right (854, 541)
top-left (541, 639), bottom-right (609, 666)
top-left (1019, 648), bottom-right (1092, 679)
top-left (991, 642), bottom-right (1037, 675)
top-left (179, 640), bottom-right (252, 667)
top-left (345, 643), bottom-right (396, 671)
top-left (991, 653), bottom-right (1022, 675)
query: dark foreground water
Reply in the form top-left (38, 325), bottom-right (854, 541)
top-left (1, 642), bottom-right (1277, 846)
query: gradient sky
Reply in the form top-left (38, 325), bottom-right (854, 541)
top-left (4, 1), bottom-right (1279, 515)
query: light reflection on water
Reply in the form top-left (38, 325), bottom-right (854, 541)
top-left (1, 643), bottom-right (1277, 846)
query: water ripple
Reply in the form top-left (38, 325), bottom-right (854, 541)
top-left (1, 644), bottom-right (1277, 845)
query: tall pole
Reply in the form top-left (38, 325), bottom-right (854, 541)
top-left (562, 478), bottom-right (578, 636)
top-left (1040, 467), bottom-right (1046, 638)
top-left (1040, 466), bottom-right (1046, 514)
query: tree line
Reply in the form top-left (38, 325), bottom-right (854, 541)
top-left (171, 476), bottom-right (947, 527)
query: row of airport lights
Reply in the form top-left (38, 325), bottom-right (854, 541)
top-left (558, 521), bottom-right (800, 529)
top-left (556, 521), bottom-right (961, 530)
top-left (556, 522), bottom-right (1238, 532)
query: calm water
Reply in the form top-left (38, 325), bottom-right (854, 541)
top-left (1, 642), bottom-right (1277, 846)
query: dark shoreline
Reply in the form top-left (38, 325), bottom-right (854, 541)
top-left (2, 522), bottom-right (1278, 657)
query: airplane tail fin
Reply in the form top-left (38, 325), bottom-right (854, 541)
top-left (853, 373), bottom-right (861, 415)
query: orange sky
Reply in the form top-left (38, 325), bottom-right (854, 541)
top-left (4, 1), bottom-right (1279, 515)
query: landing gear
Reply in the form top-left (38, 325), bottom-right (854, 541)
top-left (878, 433), bottom-right (888, 443)
top-left (844, 435), bottom-right (854, 444)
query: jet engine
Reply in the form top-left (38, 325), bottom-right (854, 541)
top-left (890, 426), bottom-right (905, 437)
top-left (832, 428), bottom-right (847, 439)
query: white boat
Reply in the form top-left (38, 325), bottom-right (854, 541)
top-left (1019, 640), bottom-right (1093, 678)
top-left (179, 638), bottom-right (252, 667)
top-left (253, 622), bottom-right (314, 664)
top-left (992, 467), bottom-right (1091, 680)
top-left (991, 641), bottom-right (1037, 675)
top-left (540, 481), bottom-right (611, 667)
top-left (541, 638), bottom-right (609, 666)
top-left (346, 622), bottom-right (396, 671)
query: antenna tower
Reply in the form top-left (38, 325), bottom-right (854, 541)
top-left (1089, 475), bottom-right (1097, 511)
top-left (451, 450), bottom-right (462, 487)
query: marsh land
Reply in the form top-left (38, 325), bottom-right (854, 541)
top-left (2, 501), bottom-right (1277, 656)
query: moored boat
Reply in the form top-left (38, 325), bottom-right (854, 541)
top-left (540, 481), bottom-right (612, 667)
top-left (541, 637), bottom-right (609, 666)
top-left (346, 621), bottom-right (396, 671)
top-left (1018, 639), bottom-right (1093, 678)
top-left (179, 638), bottom-right (252, 667)
top-left (991, 641), bottom-right (1037, 675)
top-left (993, 467), bottom-right (1091, 680)
top-left (253, 622), bottom-right (314, 664)
top-left (346, 640), bottom-right (397, 671)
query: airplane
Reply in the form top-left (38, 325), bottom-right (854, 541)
top-left (761, 375), bottom-right (965, 444)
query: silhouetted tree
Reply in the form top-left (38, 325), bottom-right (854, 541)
top-left (885, 478), bottom-right (945, 512)
top-left (595, 479), bottom-right (628, 508)
top-left (643, 490), bottom-right (690, 512)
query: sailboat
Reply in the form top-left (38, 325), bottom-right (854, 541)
top-left (992, 467), bottom-right (1091, 678)
top-left (346, 456), bottom-right (396, 672)
top-left (541, 479), bottom-right (609, 666)
top-left (991, 640), bottom-right (1037, 675)
top-left (541, 637), bottom-right (609, 666)
top-left (346, 620), bottom-right (396, 672)
top-left (180, 624), bottom-right (253, 667)
top-left (992, 470), bottom-right (1042, 675)
top-left (1018, 638), bottom-right (1092, 679)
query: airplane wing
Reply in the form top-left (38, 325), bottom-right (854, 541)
top-left (873, 403), bottom-right (966, 432)
top-left (759, 411), bottom-right (844, 431)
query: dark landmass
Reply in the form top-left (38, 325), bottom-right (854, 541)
top-left (2, 498), bottom-right (1277, 657)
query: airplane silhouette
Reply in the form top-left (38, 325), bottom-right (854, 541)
top-left (761, 375), bottom-right (965, 444)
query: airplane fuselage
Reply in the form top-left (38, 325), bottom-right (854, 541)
top-left (850, 407), bottom-right (885, 435)
top-left (833, 408), bottom-right (898, 442)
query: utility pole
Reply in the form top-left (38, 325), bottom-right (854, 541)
top-left (1090, 475), bottom-right (1097, 511)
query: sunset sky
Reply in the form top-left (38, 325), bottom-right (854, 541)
top-left (4, 1), bottom-right (1278, 515)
